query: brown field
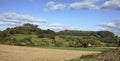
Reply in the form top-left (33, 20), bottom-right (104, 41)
top-left (0, 44), bottom-right (99, 61)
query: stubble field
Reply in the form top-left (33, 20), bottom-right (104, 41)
top-left (0, 44), bottom-right (99, 61)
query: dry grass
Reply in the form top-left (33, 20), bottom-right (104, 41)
top-left (0, 44), bottom-right (99, 61)
top-left (70, 48), bottom-right (120, 61)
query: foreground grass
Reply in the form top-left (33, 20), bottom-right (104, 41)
top-left (31, 46), bottom-right (106, 51)
top-left (70, 48), bottom-right (120, 61)
top-left (0, 44), bottom-right (98, 61)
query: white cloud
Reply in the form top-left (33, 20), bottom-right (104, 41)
top-left (0, 21), bottom-right (19, 26)
top-left (46, 24), bottom-right (76, 32)
top-left (45, 0), bottom-right (120, 11)
top-left (0, 13), bottom-right (47, 26)
top-left (50, 4), bottom-right (65, 11)
top-left (47, 1), bottom-right (55, 7)
top-left (84, 0), bottom-right (99, 3)
top-left (49, 24), bottom-right (64, 27)
top-left (101, 0), bottom-right (120, 10)
top-left (46, 1), bottom-right (66, 11)
top-left (68, 0), bottom-right (99, 10)
top-left (99, 18), bottom-right (120, 36)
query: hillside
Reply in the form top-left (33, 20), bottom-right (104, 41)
top-left (0, 44), bottom-right (99, 61)
top-left (0, 23), bottom-right (120, 47)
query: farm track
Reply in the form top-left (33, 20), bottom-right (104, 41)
top-left (0, 44), bottom-right (99, 61)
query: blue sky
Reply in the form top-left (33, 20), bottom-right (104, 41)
top-left (0, 0), bottom-right (120, 35)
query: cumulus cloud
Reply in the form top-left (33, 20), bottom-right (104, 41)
top-left (99, 18), bottom-right (120, 36)
top-left (0, 13), bottom-right (47, 26)
top-left (101, 0), bottom-right (120, 10)
top-left (45, 0), bottom-right (120, 11)
top-left (84, 0), bottom-right (99, 3)
top-left (68, 0), bottom-right (99, 10)
top-left (47, 1), bottom-right (55, 7)
top-left (46, 1), bottom-right (66, 11)
top-left (46, 24), bottom-right (76, 32)
top-left (49, 24), bottom-right (62, 27)
top-left (0, 22), bottom-right (19, 26)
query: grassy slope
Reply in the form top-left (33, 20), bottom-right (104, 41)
top-left (9, 34), bottom-right (47, 41)
top-left (8, 34), bottom-right (105, 51)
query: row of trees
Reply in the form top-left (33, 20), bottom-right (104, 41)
top-left (58, 30), bottom-right (118, 43)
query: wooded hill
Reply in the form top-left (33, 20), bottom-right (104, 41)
top-left (0, 23), bottom-right (120, 47)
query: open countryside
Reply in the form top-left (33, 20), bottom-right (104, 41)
top-left (0, 0), bottom-right (120, 61)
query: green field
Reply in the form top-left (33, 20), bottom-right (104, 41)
top-left (9, 34), bottom-right (49, 41)
top-left (8, 34), bottom-right (106, 51)
top-left (31, 46), bottom-right (106, 51)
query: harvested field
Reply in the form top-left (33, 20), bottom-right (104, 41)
top-left (0, 44), bottom-right (99, 61)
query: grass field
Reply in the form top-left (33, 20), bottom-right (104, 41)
top-left (9, 34), bottom-right (41, 41)
top-left (0, 44), bottom-right (99, 61)
top-left (32, 46), bottom-right (106, 51)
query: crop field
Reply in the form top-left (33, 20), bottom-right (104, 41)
top-left (0, 44), bottom-right (99, 61)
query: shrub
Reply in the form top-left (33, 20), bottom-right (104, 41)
top-left (38, 42), bottom-right (46, 46)
top-left (38, 34), bottom-right (45, 38)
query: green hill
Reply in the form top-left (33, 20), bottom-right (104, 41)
top-left (0, 23), bottom-right (120, 47)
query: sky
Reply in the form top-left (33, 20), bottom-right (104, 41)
top-left (0, 0), bottom-right (120, 36)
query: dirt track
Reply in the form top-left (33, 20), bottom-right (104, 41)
top-left (0, 44), bottom-right (99, 61)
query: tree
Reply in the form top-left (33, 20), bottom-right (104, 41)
top-left (82, 43), bottom-right (88, 48)
top-left (97, 31), bottom-right (115, 38)
top-left (0, 31), bottom-right (9, 38)
top-left (97, 31), bottom-right (117, 43)
top-left (118, 39), bottom-right (120, 46)
top-left (38, 34), bottom-right (45, 38)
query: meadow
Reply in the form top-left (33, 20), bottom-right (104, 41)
top-left (33, 46), bottom-right (106, 51)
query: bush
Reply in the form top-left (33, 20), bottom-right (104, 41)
top-left (36, 39), bottom-right (52, 46)
top-left (38, 42), bottom-right (46, 46)
top-left (38, 34), bottom-right (45, 38)
top-left (68, 41), bottom-right (75, 47)
top-left (14, 37), bottom-right (35, 46)
top-left (55, 38), bottom-right (68, 47)
top-left (17, 42), bottom-right (27, 46)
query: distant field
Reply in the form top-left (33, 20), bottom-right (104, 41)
top-left (33, 46), bottom-right (106, 51)
top-left (0, 44), bottom-right (99, 61)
